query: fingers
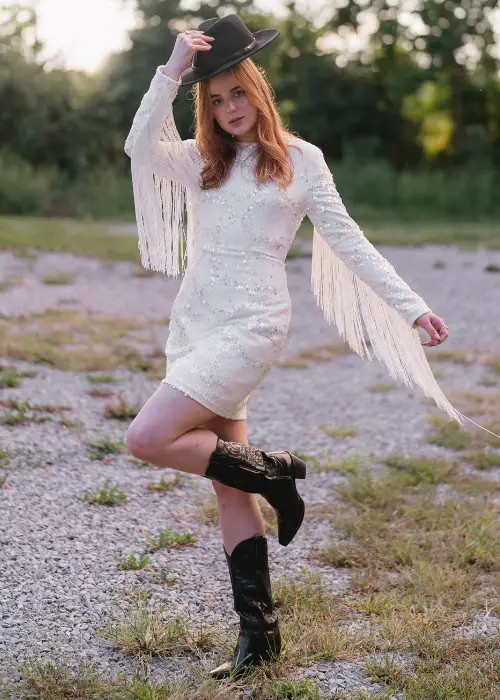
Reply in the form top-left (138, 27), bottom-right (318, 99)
top-left (421, 316), bottom-right (448, 347)
top-left (186, 30), bottom-right (214, 49)
top-left (191, 37), bottom-right (214, 51)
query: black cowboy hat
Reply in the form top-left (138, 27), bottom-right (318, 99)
top-left (180, 14), bottom-right (279, 87)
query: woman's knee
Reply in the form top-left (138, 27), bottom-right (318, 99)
top-left (126, 421), bottom-right (157, 460)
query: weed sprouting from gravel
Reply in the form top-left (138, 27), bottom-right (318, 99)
top-left (102, 394), bottom-right (140, 420)
top-left (145, 530), bottom-right (197, 553)
top-left (85, 437), bottom-right (125, 460)
top-left (87, 374), bottom-right (117, 384)
top-left (116, 552), bottom-right (152, 571)
top-left (145, 473), bottom-right (183, 492)
top-left (83, 479), bottom-right (128, 506)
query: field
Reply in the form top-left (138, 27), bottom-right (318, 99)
top-left (0, 216), bottom-right (498, 699)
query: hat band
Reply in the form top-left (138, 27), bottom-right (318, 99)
top-left (191, 36), bottom-right (257, 70)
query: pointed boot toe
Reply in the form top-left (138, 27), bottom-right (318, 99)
top-left (205, 439), bottom-right (307, 546)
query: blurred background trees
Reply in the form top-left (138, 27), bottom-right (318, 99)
top-left (1, 0), bottom-right (499, 220)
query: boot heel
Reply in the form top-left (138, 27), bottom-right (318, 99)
top-left (290, 455), bottom-right (306, 479)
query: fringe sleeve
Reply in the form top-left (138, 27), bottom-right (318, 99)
top-left (303, 144), bottom-right (463, 424)
top-left (124, 66), bottom-right (200, 276)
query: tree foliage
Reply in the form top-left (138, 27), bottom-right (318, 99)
top-left (0, 0), bottom-right (499, 184)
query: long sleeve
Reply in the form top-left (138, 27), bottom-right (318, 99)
top-left (303, 146), bottom-right (431, 327)
top-left (124, 66), bottom-right (200, 276)
top-left (302, 143), bottom-right (462, 424)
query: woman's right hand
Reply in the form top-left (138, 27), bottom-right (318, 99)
top-left (167, 30), bottom-right (214, 75)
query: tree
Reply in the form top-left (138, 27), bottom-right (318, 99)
top-left (330, 0), bottom-right (500, 160)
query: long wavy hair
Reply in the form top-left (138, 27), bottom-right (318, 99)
top-left (191, 58), bottom-right (302, 192)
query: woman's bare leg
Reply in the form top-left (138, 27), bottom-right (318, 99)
top-left (199, 415), bottom-right (265, 556)
top-left (126, 382), bottom-right (222, 475)
top-left (126, 382), bottom-right (265, 554)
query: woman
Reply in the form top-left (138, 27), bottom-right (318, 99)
top-left (123, 14), bottom-right (456, 680)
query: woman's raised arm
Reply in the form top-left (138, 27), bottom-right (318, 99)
top-left (123, 31), bottom-right (213, 276)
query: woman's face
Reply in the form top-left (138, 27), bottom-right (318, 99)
top-left (208, 70), bottom-right (258, 141)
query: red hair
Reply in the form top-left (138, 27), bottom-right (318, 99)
top-left (191, 58), bottom-right (302, 191)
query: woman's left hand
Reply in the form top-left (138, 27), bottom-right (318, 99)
top-left (413, 312), bottom-right (448, 347)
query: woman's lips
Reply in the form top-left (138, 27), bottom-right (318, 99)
top-left (230, 117), bottom-right (243, 124)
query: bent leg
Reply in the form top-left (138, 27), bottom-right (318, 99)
top-left (126, 382), bottom-right (220, 475)
top-left (200, 415), bottom-right (265, 555)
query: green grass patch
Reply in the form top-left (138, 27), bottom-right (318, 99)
top-left (322, 424), bottom-right (359, 439)
top-left (145, 529), bottom-right (197, 553)
top-left (85, 437), bottom-right (125, 461)
top-left (97, 595), bottom-right (219, 657)
top-left (277, 342), bottom-right (352, 369)
top-left (298, 217), bottom-right (500, 249)
top-left (83, 479), bottom-right (128, 506)
top-left (0, 216), bottom-right (140, 262)
top-left (1, 308), bottom-right (167, 376)
top-left (86, 374), bottom-right (117, 384)
top-left (309, 451), bottom-right (498, 694)
top-left (116, 552), bottom-right (152, 571)
top-left (145, 473), bottom-right (183, 493)
top-left (42, 271), bottom-right (77, 285)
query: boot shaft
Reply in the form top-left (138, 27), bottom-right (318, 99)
top-left (224, 534), bottom-right (278, 632)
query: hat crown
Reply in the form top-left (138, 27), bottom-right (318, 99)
top-left (180, 13), bottom-right (279, 86)
top-left (192, 14), bottom-right (257, 71)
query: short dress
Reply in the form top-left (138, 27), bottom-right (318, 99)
top-left (124, 66), bottom-right (463, 425)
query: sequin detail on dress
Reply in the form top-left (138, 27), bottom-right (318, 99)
top-left (125, 66), bottom-right (464, 425)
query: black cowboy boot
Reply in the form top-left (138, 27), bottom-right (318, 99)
top-left (205, 438), bottom-right (306, 547)
top-left (210, 534), bottom-right (281, 680)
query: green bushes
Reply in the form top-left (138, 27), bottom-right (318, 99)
top-left (0, 150), bottom-right (133, 220)
top-left (1, 149), bottom-right (500, 222)
top-left (333, 155), bottom-right (500, 222)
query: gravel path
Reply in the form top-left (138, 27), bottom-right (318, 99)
top-left (1, 241), bottom-right (499, 697)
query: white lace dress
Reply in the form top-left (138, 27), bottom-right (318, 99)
top-left (124, 66), bottom-right (463, 424)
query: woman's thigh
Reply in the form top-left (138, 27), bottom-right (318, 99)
top-left (199, 415), bottom-right (248, 442)
top-left (127, 382), bottom-right (219, 450)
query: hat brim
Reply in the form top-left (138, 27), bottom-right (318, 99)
top-left (179, 28), bottom-right (279, 87)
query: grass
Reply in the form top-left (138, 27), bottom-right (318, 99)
top-left (97, 595), bottom-right (219, 657)
top-left (277, 342), bottom-right (352, 369)
top-left (304, 448), bottom-right (499, 697)
top-left (102, 394), bottom-right (140, 420)
top-left (305, 451), bottom-right (369, 475)
top-left (116, 552), bottom-right (152, 571)
top-left (42, 271), bottom-right (77, 285)
top-left (298, 216), bottom-right (500, 249)
top-left (0, 364), bottom-right (36, 388)
top-left (0, 308), bottom-right (167, 376)
top-left (150, 566), bottom-right (188, 586)
top-left (427, 391), bottom-right (500, 450)
top-left (83, 479), bottom-right (128, 506)
top-left (0, 274), bottom-right (24, 291)
top-left (86, 373), bottom-right (117, 384)
top-left (196, 492), bottom-right (279, 537)
top-left (0, 216), bottom-right (140, 262)
top-left (0, 397), bottom-right (73, 427)
top-left (367, 383), bottom-right (394, 393)
top-left (144, 529), bottom-right (197, 553)
top-left (322, 424), bottom-right (359, 439)
top-left (1, 658), bottom-right (251, 700)
top-left (85, 437), bottom-right (125, 461)
top-left (144, 473), bottom-right (184, 493)
top-left (465, 451), bottom-right (500, 470)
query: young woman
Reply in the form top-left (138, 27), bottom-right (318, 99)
top-left (123, 13), bottom-right (462, 680)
